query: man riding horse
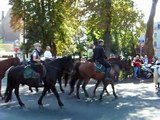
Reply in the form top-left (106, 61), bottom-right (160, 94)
top-left (93, 39), bottom-right (111, 78)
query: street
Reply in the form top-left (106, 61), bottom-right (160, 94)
top-left (0, 78), bottom-right (160, 120)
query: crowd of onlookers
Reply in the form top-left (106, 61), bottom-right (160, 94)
top-left (131, 54), bottom-right (160, 89)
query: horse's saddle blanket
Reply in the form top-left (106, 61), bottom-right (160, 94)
top-left (24, 65), bottom-right (40, 79)
top-left (95, 63), bottom-right (106, 73)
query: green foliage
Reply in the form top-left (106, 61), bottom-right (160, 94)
top-left (83, 0), bottom-right (145, 57)
top-left (9, 0), bottom-right (146, 58)
top-left (9, 0), bottom-right (80, 56)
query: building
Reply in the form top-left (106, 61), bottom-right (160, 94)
top-left (0, 9), bottom-right (20, 52)
top-left (138, 22), bottom-right (160, 58)
top-left (153, 22), bottom-right (160, 57)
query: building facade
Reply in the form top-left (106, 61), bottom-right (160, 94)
top-left (153, 22), bottom-right (160, 57)
top-left (0, 9), bottom-right (20, 52)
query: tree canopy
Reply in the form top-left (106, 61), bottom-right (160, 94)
top-left (9, 0), bottom-right (149, 58)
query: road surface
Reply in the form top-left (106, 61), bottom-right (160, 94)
top-left (0, 78), bottom-right (160, 120)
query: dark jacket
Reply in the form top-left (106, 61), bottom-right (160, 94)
top-left (93, 45), bottom-right (106, 61)
top-left (30, 49), bottom-right (41, 64)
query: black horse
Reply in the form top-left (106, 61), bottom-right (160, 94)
top-left (4, 56), bottom-right (73, 108)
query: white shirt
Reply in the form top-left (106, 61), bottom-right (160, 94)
top-left (44, 50), bottom-right (52, 59)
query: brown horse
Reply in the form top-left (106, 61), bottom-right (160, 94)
top-left (0, 57), bottom-right (21, 98)
top-left (69, 60), bottom-right (118, 100)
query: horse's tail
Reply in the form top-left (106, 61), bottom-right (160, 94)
top-left (69, 62), bottom-right (81, 94)
top-left (3, 66), bottom-right (14, 101)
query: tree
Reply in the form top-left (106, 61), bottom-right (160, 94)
top-left (144, 0), bottom-right (158, 60)
top-left (83, 0), bottom-right (145, 57)
top-left (9, 0), bottom-right (80, 56)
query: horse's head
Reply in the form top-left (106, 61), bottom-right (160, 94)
top-left (12, 57), bottom-right (21, 66)
top-left (63, 55), bottom-right (74, 73)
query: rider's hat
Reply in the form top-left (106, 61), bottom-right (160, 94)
top-left (34, 42), bottom-right (41, 48)
top-left (98, 39), bottom-right (104, 44)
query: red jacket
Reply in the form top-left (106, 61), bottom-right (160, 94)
top-left (133, 59), bottom-right (141, 67)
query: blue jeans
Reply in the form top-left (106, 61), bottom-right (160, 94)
top-left (133, 67), bottom-right (140, 78)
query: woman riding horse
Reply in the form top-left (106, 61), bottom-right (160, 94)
top-left (4, 56), bottom-right (73, 108)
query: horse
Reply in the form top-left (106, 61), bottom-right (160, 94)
top-left (28, 62), bottom-right (70, 93)
top-left (107, 59), bottom-right (132, 80)
top-left (0, 57), bottom-right (21, 98)
top-left (4, 56), bottom-right (74, 107)
top-left (69, 60), bottom-right (118, 100)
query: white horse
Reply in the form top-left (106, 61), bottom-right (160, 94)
top-left (153, 65), bottom-right (160, 89)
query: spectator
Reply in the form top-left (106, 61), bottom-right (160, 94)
top-left (132, 55), bottom-right (142, 79)
top-left (142, 55), bottom-right (149, 66)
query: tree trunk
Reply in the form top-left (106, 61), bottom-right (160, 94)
top-left (104, 0), bottom-right (112, 57)
top-left (145, 0), bottom-right (158, 61)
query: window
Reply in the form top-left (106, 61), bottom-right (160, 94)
top-left (154, 41), bottom-right (157, 47)
top-left (154, 33), bottom-right (157, 38)
top-left (158, 24), bottom-right (160, 29)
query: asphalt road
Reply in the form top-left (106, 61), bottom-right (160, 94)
top-left (0, 78), bottom-right (160, 120)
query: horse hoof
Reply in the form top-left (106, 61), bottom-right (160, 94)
top-left (61, 89), bottom-right (65, 93)
top-left (99, 97), bottom-right (102, 101)
top-left (39, 105), bottom-right (43, 108)
top-left (85, 98), bottom-right (92, 102)
top-left (59, 103), bottom-right (64, 108)
top-left (20, 104), bottom-right (25, 108)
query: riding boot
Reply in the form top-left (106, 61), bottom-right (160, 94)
top-left (105, 68), bottom-right (112, 80)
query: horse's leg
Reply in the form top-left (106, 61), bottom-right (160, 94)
top-left (50, 85), bottom-right (64, 107)
top-left (38, 86), bottom-right (48, 106)
top-left (69, 72), bottom-right (79, 95)
top-left (14, 86), bottom-right (25, 107)
top-left (64, 73), bottom-right (69, 87)
top-left (82, 80), bottom-right (89, 98)
top-left (58, 77), bottom-right (65, 93)
top-left (93, 80), bottom-right (101, 97)
top-left (35, 87), bottom-right (39, 92)
top-left (105, 81), bottom-right (110, 96)
top-left (29, 86), bottom-right (33, 92)
top-left (5, 87), bottom-right (14, 103)
top-left (110, 81), bottom-right (118, 99)
top-left (76, 79), bottom-right (82, 99)
top-left (99, 80), bottom-right (107, 101)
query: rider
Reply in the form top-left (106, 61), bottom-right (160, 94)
top-left (92, 39), bottom-right (111, 76)
top-left (44, 46), bottom-right (54, 62)
top-left (30, 42), bottom-right (43, 86)
top-left (87, 43), bottom-right (95, 62)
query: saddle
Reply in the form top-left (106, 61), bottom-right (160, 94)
top-left (95, 62), bottom-right (112, 80)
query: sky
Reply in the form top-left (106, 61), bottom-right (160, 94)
top-left (0, 0), bottom-right (160, 22)
top-left (133, 0), bottom-right (160, 22)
